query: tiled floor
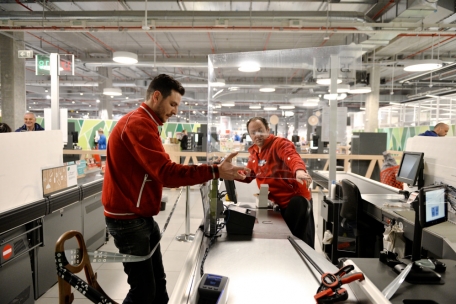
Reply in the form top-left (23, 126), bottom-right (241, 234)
top-left (36, 186), bottom-right (323, 303)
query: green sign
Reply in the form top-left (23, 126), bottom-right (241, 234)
top-left (36, 54), bottom-right (50, 75)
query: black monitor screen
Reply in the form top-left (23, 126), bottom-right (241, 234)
top-left (396, 151), bottom-right (424, 186)
top-left (419, 185), bottom-right (447, 228)
top-left (224, 180), bottom-right (238, 204)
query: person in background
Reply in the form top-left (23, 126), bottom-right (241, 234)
top-left (97, 128), bottom-right (107, 150)
top-left (179, 129), bottom-right (188, 150)
top-left (0, 122), bottom-right (12, 133)
top-left (15, 112), bottom-right (45, 132)
top-left (237, 116), bottom-right (315, 248)
top-left (233, 131), bottom-right (241, 142)
top-left (419, 122), bottom-right (449, 137)
top-left (102, 74), bottom-right (249, 304)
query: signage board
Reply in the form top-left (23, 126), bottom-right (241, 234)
top-left (18, 50), bottom-right (33, 58)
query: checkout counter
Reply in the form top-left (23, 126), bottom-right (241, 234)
top-left (169, 181), bottom-right (389, 304)
top-left (313, 170), bottom-right (456, 261)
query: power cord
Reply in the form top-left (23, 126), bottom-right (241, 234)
top-left (200, 221), bottom-right (226, 277)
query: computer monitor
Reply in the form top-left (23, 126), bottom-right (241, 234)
top-left (396, 151), bottom-right (424, 188)
top-left (419, 185), bottom-right (447, 228)
top-left (224, 180), bottom-right (238, 204)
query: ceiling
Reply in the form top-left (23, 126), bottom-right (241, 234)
top-left (1, 0), bottom-right (456, 128)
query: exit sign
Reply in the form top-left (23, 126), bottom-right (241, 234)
top-left (18, 50), bottom-right (33, 58)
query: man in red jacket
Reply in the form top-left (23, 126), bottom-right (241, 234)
top-left (102, 74), bottom-right (249, 304)
top-left (238, 117), bottom-right (315, 248)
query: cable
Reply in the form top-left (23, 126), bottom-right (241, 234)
top-left (200, 221), bottom-right (225, 276)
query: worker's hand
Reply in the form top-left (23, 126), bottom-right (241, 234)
top-left (296, 170), bottom-right (313, 187)
top-left (218, 151), bottom-right (251, 180)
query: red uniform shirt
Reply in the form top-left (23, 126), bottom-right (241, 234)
top-left (241, 134), bottom-right (311, 209)
top-left (102, 103), bottom-right (215, 219)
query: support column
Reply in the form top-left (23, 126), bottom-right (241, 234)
top-left (98, 67), bottom-right (113, 119)
top-left (0, 32), bottom-right (26, 129)
top-left (365, 63), bottom-right (380, 132)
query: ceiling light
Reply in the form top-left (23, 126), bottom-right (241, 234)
top-left (403, 59), bottom-right (443, 72)
top-left (259, 87), bottom-right (275, 93)
top-left (211, 79), bottom-right (225, 87)
top-left (44, 88), bottom-right (48, 92)
top-left (212, 89), bottom-right (224, 99)
top-left (323, 93), bottom-right (347, 100)
top-left (328, 84), bottom-right (350, 93)
top-left (103, 88), bottom-right (122, 96)
top-left (316, 73), bottom-right (342, 85)
top-left (126, 97), bottom-right (129, 99)
top-left (348, 85), bottom-right (372, 94)
top-left (221, 102), bottom-right (235, 107)
top-left (238, 62), bottom-right (261, 72)
top-left (228, 86), bottom-right (240, 91)
top-left (279, 105), bottom-right (295, 109)
top-left (283, 111), bottom-right (294, 117)
top-left (249, 104), bottom-right (262, 109)
top-left (263, 106), bottom-right (277, 111)
top-left (96, 99), bottom-right (100, 103)
top-left (113, 51), bottom-right (138, 64)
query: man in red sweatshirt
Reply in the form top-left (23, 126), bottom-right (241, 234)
top-left (238, 117), bottom-right (315, 248)
top-left (102, 74), bottom-right (249, 304)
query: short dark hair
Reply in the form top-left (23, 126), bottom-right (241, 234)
top-left (146, 74), bottom-right (185, 101)
top-left (246, 117), bottom-right (269, 132)
top-left (0, 123), bottom-right (12, 133)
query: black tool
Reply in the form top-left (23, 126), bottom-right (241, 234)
top-left (288, 237), bottom-right (365, 303)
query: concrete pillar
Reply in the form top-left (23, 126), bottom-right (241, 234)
top-left (0, 32), bottom-right (26, 130)
top-left (98, 67), bottom-right (113, 119)
top-left (365, 63), bottom-right (380, 132)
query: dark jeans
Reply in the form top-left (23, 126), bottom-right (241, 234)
top-left (281, 196), bottom-right (315, 249)
top-left (105, 217), bottom-right (168, 304)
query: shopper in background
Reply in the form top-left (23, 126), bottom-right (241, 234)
top-left (419, 122), bottom-right (449, 137)
top-left (97, 128), bottom-right (107, 150)
top-left (0, 123), bottom-right (12, 133)
top-left (233, 131), bottom-right (241, 142)
top-left (237, 116), bottom-right (315, 248)
top-left (15, 112), bottom-right (45, 132)
top-left (102, 74), bottom-right (249, 304)
top-left (179, 129), bottom-right (188, 150)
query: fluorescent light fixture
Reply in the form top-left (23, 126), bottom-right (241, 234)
top-left (228, 86), bottom-right (240, 91)
top-left (348, 85), bottom-right (372, 94)
top-left (221, 102), bottom-right (235, 107)
top-left (249, 104), bottom-right (262, 109)
top-left (403, 59), bottom-right (443, 72)
top-left (283, 111), bottom-right (294, 117)
top-left (212, 89), bottom-right (224, 99)
top-left (113, 51), bottom-right (138, 64)
top-left (360, 107), bottom-right (366, 110)
top-left (263, 106), bottom-right (277, 111)
top-left (259, 87), bottom-right (275, 93)
top-left (316, 76), bottom-right (342, 85)
top-left (210, 78), bottom-right (225, 87)
top-left (328, 84), bottom-right (350, 93)
top-left (103, 88), bottom-right (122, 96)
top-left (279, 105), bottom-right (295, 109)
top-left (96, 99), bottom-right (100, 103)
top-left (389, 102), bottom-right (401, 105)
top-left (323, 93), bottom-right (347, 100)
top-left (238, 62), bottom-right (261, 72)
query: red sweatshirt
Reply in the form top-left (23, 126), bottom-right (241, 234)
top-left (240, 134), bottom-right (311, 209)
top-left (102, 103), bottom-right (217, 219)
